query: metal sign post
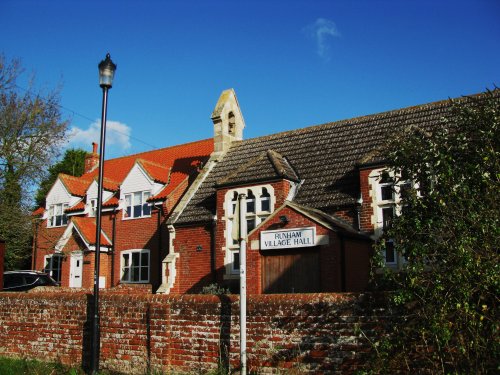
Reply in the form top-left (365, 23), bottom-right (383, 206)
top-left (238, 193), bottom-right (247, 375)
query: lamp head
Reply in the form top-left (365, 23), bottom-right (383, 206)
top-left (98, 53), bottom-right (117, 88)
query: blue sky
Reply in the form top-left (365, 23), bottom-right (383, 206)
top-left (1, 0), bottom-right (499, 159)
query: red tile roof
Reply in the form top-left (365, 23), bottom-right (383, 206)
top-left (102, 196), bottom-right (119, 207)
top-left (32, 207), bottom-right (45, 216)
top-left (149, 172), bottom-right (188, 200)
top-left (72, 217), bottom-right (112, 246)
top-left (137, 159), bottom-right (171, 184)
top-left (66, 201), bottom-right (85, 213)
top-left (82, 138), bottom-right (213, 185)
top-left (52, 138), bottom-right (213, 206)
top-left (59, 174), bottom-right (92, 197)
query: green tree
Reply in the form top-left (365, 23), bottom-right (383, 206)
top-left (370, 90), bottom-right (499, 373)
top-left (35, 148), bottom-right (87, 208)
top-left (0, 54), bottom-right (68, 269)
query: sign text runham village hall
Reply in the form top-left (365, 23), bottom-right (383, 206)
top-left (260, 227), bottom-right (316, 250)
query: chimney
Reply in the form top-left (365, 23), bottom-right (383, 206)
top-left (84, 142), bottom-right (99, 174)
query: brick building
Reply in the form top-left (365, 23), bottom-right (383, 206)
top-left (160, 89), bottom-right (484, 294)
top-left (32, 139), bottom-right (213, 290)
top-left (33, 88), bottom-right (489, 294)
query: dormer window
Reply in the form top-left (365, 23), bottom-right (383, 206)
top-left (124, 191), bottom-right (151, 219)
top-left (48, 203), bottom-right (69, 227)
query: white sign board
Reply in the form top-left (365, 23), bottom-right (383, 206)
top-left (260, 227), bottom-right (316, 250)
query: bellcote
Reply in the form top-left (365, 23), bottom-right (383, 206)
top-left (211, 89), bottom-right (245, 156)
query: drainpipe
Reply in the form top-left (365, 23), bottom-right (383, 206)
top-left (32, 219), bottom-right (40, 270)
top-left (156, 203), bottom-right (163, 290)
top-left (356, 194), bottom-right (363, 231)
top-left (211, 215), bottom-right (217, 283)
top-left (110, 210), bottom-right (117, 287)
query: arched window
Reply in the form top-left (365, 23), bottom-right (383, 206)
top-left (231, 191), bottom-right (238, 215)
top-left (246, 190), bottom-right (255, 213)
top-left (260, 187), bottom-right (270, 212)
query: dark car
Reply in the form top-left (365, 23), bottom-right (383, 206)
top-left (2, 270), bottom-right (58, 292)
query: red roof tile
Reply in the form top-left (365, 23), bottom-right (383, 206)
top-left (102, 196), bottom-right (119, 207)
top-left (59, 174), bottom-right (92, 197)
top-left (50, 138), bottom-right (213, 211)
top-left (149, 172), bottom-right (188, 201)
top-left (82, 138), bottom-right (213, 185)
top-left (32, 207), bottom-right (45, 216)
top-left (72, 217), bottom-right (112, 246)
top-left (66, 201), bottom-right (85, 213)
top-left (137, 159), bottom-right (171, 183)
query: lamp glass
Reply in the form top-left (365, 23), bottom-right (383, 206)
top-left (98, 54), bottom-right (116, 88)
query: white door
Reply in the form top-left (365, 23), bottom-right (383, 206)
top-left (70, 252), bottom-right (83, 288)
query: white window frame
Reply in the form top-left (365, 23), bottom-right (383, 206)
top-left (47, 203), bottom-right (69, 227)
top-left (120, 249), bottom-right (150, 283)
top-left (224, 185), bottom-right (275, 276)
top-left (370, 169), bottom-right (412, 267)
top-left (123, 191), bottom-right (152, 219)
top-left (89, 198), bottom-right (97, 217)
top-left (231, 250), bottom-right (240, 274)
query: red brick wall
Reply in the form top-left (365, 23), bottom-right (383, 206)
top-left (33, 208), bottom-right (165, 290)
top-left (0, 291), bottom-right (392, 374)
top-left (172, 224), bottom-right (214, 294)
top-left (359, 168), bottom-right (376, 233)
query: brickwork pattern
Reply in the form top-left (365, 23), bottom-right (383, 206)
top-left (0, 291), bottom-right (391, 374)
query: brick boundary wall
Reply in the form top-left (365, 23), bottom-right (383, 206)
top-left (0, 290), bottom-right (393, 374)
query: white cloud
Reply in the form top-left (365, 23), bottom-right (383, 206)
top-left (304, 18), bottom-right (341, 61)
top-left (67, 119), bottom-right (132, 152)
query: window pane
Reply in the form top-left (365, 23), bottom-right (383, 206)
top-left (134, 192), bottom-right (142, 204)
top-left (44, 257), bottom-right (51, 272)
top-left (141, 252), bottom-right (149, 266)
top-left (233, 252), bottom-right (240, 271)
top-left (381, 185), bottom-right (393, 201)
top-left (143, 192), bottom-right (151, 216)
top-left (261, 198), bottom-right (270, 212)
top-left (132, 252), bottom-right (140, 266)
top-left (123, 253), bottom-right (129, 267)
top-left (385, 241), bottom-right (396, 263)
top-left (140, 266), bottom-right (148, 281)
top-left (247, 218), bottom-right (256, 232)
top-left (246, 200), bottom-right (255, 213)
top-left (382, 207), bottom-right (394, 230)
top-left (125, 195), bottom-right (131, 217)
top-left (133, 204), bottom-right (142, 217)
top-left (132, 267), bottom-right (140, 281)
top-left (122, 267), bottom-right (129, 281)
top-left (143, 202), bottom-right (151, 216)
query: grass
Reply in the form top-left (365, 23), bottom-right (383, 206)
top-left (0, 356), bottom-right (83, 374)
top-left (0, 357), bottom-right (230, 374)
top-left (0, 357), bottom-right (123, 375)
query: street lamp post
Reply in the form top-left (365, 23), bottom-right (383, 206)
top-left (91, 53), bottom-right (116, 374)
